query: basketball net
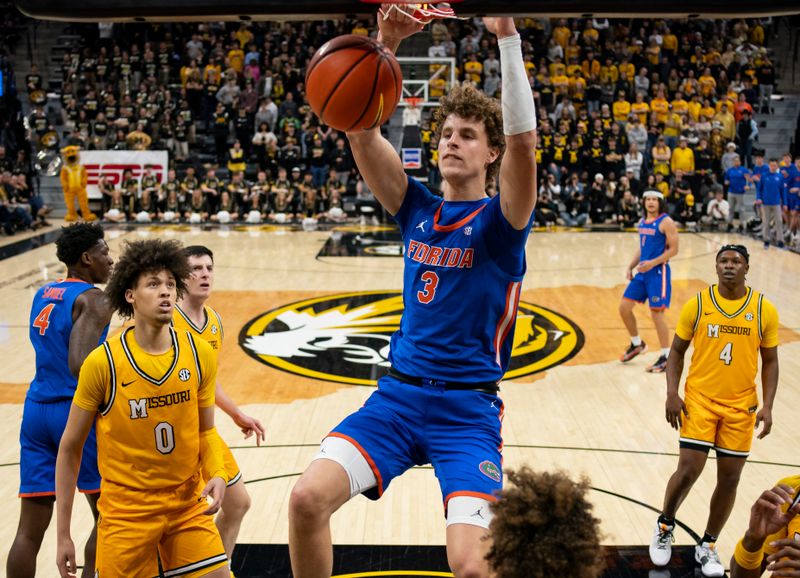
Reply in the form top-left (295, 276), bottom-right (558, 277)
top-left (359, 2), bottom-right (466, 25)
top-left (402, 97), bottom-right (424, 127)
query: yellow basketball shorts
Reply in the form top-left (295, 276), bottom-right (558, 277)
top-left (679, 390), bottom-right (756, 457)
top-left (95, 473), bottom-right (227, 577)
top-left (220, 433), bottom-right (242, 487)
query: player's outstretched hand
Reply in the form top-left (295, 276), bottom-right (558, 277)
top-left (56, 535), bottom-right (77, 578)
top-left (378, 4), bottom-right (424, 46)
top-left (626, 267), bottom-right (634, 281)
top-left (482, 17), bottom-right (517, 38)
top-left (665, 393), bottom-right (687, 430)
top-left (746, 484), bottom-right (798, 544)
top-left (201, 476), bottom-right (226, 515)
top-left (756, 406), bottom-right (773, 439)
top-left (234, 412), bottom-right (266, 445)
top-left (766, 538), bottom-right (800, 577)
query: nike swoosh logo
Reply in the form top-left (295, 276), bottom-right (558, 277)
top-left (121, 380), bottom-right (135, 387)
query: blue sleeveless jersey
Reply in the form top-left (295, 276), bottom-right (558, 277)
top-left (389, 177), bottom-right (531, 382)
top-left (638, 213), bottom-right (669, 262)
top-left (27, 279), bottom-right (109, 402)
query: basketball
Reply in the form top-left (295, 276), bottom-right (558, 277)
top-left (305, 35), bottom-right (402, 132)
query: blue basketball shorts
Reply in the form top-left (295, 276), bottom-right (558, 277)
top-left (788, 193), bottom-right (800, 212)
top-left (623, 264), bottom-right (671, 310)
top-left (330, 375), bottom-right (504, 513)
top-left (19, 398), bottom-right (100, 497)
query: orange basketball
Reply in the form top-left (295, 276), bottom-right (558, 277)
top-left (305, 35), bottom-right (403, 132)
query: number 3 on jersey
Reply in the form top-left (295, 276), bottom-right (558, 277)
top-left (417, 271), bottom-right (440, 304)
top-left (33, 303), bottom-right (56, 336)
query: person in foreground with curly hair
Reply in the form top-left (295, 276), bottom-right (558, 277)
top-left (288, 6), bottom-right (536, 578)
top-left (487, 467), bottom-right (604, 578)
top-left (55, 239), bottom-right (230, 578)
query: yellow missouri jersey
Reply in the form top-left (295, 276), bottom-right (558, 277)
top-left (676, 285), bottom-right (778, 409)
top-left (172, 304), bottom-right (223, 360)
top-left (74, 326), bottom-right (217, 490)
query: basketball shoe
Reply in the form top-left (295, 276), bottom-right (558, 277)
top-left (695, 542), bottom-right (724, 577)
top-left (649, 520), bottom-right (674, 566)
top-left (620, 341), bottom-right (647, 362)
top-left (646, 355), bottom-right (668, 373)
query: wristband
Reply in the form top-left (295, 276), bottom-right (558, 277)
top-left (199, 427), bottom-right (227, 483)
top-left (734, 536), bottom-right (764, 570)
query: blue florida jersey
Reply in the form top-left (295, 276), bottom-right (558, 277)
top-left (638, 213), bottom-right (669, 262)
top-left (27, 279), bottom-right (109, 402)
top-left (390, 177), bottom-right (532, 382)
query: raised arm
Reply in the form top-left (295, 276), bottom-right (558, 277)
top-left (345, 5), bottom-right (423, 215)
top-left (487, 17), bottom-right (537, 230)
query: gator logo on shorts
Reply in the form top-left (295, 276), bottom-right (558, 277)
top-left (239, 291), bottom-right (584, 386)
top-left (479, 460), bottom-right (501, 482)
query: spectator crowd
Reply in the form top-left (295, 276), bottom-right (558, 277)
top-left (5, 12), bottom-right (797, 245)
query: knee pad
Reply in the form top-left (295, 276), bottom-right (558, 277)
top-left (312, 436), bottom-right (377, 498)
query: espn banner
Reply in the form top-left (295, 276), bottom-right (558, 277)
top-left (81, 150), bottom-right (168, 199)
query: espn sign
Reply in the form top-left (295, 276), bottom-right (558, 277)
top-left (80, 150), bottom-right (169, 199)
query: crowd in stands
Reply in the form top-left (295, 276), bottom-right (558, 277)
top-left (0, 3), bottom-right (50, 235)
top-left (12, 13), bottom-right (798, 241)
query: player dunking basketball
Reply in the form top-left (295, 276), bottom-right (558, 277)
top-left (619, 189), bottom-right (679, 373)
top-left (288, 8), bottom-right (536, 578)
top-left (7, 224), bottom-right (113, 578)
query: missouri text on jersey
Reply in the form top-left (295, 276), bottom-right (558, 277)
top-left (129, 389), bottom-right (192, 419)
top-left (707, 324), bottom-right (752, 337)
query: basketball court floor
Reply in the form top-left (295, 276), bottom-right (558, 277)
top-left (0, 220), bottom-right (798, 577)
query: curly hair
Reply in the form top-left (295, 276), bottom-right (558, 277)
top-left (433, 82), bottom-right (506, 185)
top-left (55, 223), bottom-right (105, 266)
top-left (487, 467), bottom-right (604, 578)
top-left (105, 239), bottom-right (191, 319)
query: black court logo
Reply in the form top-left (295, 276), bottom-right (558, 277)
top-left (239, 291), bottom-right (584, 386)
top-left (178, 368), bottom-right (191, 382)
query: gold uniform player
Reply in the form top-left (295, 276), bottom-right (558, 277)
top-left (650, 244), bottom-right (780, 577)
top-left (173, 245), bottom-right (265, 561)
top-left (56, 239), bottom-right (229, 578)
top-left (729, 475), bottom-right (800, 577)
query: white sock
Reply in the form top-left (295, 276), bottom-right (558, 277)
top-left (631, 336), bottom-right (642, 346)
top-left (662, 348), bottom-right (670, 357)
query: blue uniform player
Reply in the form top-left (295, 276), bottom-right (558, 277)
top-left (7, 224), bottom-right (113, 578)
top-left (619, 190), bottom-right (679, 373)
top-left (288, 12), bottom-right (537, 578)
top-left (782, 157), bottom-right (800, 247)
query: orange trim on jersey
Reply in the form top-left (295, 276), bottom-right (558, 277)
top-left (432, 201), bottom-right (488, 232)
top-left (327, 432), bottom-right (384, 497)
top-left (444, 490), bottom-right (499, 511)
top-left (493, 282), bottom-right (520, 366)
top-left (19, 491), bottom-right (56, 498)
top-left (643, 212), bottom-right (667, 224)
top-left (649, 305), bottom-right (667, 311)
top-left (661, 263), bottom-right (667, 298)
top-left (79, 488), bottom-right (101, 494)
top-left (58, 278), bottom-right (91, 283)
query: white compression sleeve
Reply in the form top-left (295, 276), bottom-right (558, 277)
top-left (498, 33), bottom-right (536, 135)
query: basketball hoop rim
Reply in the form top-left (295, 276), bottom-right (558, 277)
top-left (403, 97), bottom-right (425, 108)
top-left (359, 1), bottom-right (461, 4)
